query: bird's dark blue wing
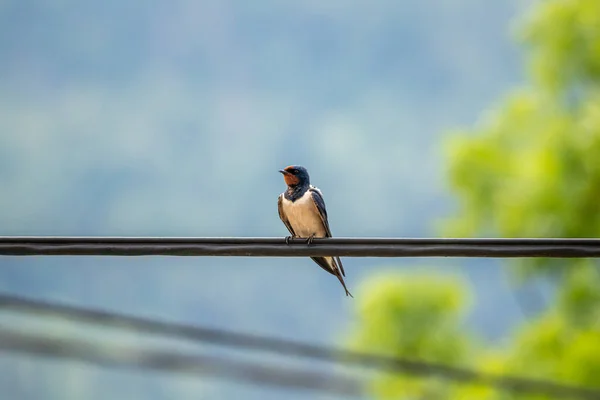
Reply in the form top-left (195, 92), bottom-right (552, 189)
top-left (309, 187), bottom-right (332, 238)
top-left (309, 187), bottom-right (346, 278)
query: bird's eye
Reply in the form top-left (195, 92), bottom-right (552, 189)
top-left (292, 169), bottom-right (299, 174)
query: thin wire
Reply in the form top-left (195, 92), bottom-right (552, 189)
top-left (2, 236), bottom-right (600, 257)
top-left (0, 328), bottom-right (361, 397)
top-left (1, 294), bottom-right (599, 400)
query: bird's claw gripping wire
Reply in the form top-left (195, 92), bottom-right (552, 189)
top-left (285, 235), bottom-right (315, 245)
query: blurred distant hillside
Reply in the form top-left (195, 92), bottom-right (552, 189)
top-left (0, 1), bottom-right (532, 399)
top-left (0, 0), bottom-right (529, 237)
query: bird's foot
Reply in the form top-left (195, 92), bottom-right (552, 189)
top-left (285, 236), bottom-right (293, 245)
top-left (306, 234), bottom-right (316, 246)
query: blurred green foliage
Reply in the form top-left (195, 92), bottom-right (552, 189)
top-left (349, 273), bottom-right (472, 399)
top-left (349, 0), bottom-right (600, 398)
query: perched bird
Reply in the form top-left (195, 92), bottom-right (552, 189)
top-left (277, 165), bottom-right (352, 297)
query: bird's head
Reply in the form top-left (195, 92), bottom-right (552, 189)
top-left (279, 165), bottom-right (310, 187)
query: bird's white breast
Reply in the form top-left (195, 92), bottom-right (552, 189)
top-left (280, 190), bottom-right (327, 238)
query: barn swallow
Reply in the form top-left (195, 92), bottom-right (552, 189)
top-left (278, 165), bottom-right (352, 297)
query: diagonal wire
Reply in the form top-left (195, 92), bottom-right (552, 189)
top-left (0, 328), bottom-right (362, 397)
top-left (1, 293), bottom-right (599, 399)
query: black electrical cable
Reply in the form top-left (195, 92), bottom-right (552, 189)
top-left (1, 236), bottom-right (600, 257)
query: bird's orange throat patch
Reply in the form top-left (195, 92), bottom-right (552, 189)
top-left (283, 174), bottom-right (300, 186)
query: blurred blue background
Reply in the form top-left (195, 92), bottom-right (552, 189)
top-left (1, 0), bottom-right (534, 399)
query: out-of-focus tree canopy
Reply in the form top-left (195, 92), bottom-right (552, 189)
top-left (349, 0), bottom-right (600, 398)
top-left (349, 273), bottom-right (472, 399)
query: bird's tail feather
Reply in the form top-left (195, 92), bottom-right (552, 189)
top-left (334, 256), bottom-right (346, 277)
top-left (310, 257), bottom-right (353, 297)
top-left (332, 257), bottom-right (352, 297)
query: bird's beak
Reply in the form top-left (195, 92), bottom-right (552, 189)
top-left (279, 169), bottom-right (290, 175)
